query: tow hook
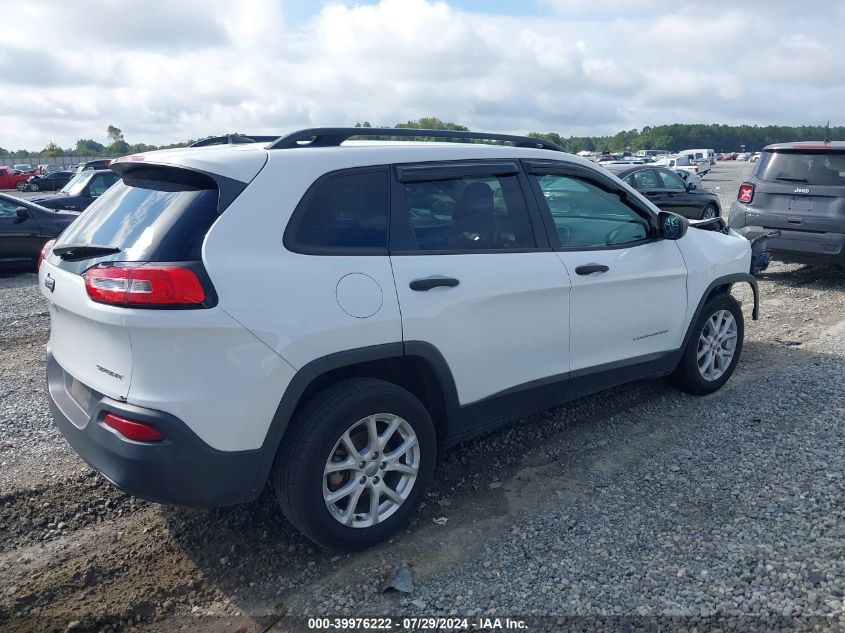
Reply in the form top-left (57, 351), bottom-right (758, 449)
top-left (749, 230), bottom-right (782, 275)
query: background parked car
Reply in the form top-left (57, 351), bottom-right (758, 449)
top-left (12, 164), bottom-right (35, 173)
top-left (674, 168), bottom-right (702, 189)
top-left (24, 170), bottom-right (75, 192)
top-left (31, 169), bottom-right (120, 211)
top-left (0, 192), bottom-right (80, 270)
top-left (607, 165), bottom-right (722, 219)
top-left (729, 140), bottom-right (845, 266)
top-left (77, 159), bottom-right (112, 172)
top-left (0, 167), bottom-right (32, 190)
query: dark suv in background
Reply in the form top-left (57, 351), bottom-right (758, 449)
top-left (729, 141), bottom-right (845, 266)
top-left (31, 169), bottom-right (119, 212)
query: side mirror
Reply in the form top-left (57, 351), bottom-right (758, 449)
top-left (686, 180), bottom-right (697, 191)
top-left (658, 211), bottom-right (689, 240)
top-left (15, 207), bottom-right (29, 220)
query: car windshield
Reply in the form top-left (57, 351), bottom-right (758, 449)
top-left (61, 172), bottom-right (94, 195)
top-left (756, 150), bottom-right (845, 186)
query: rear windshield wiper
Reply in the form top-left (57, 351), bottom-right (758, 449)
top-left (775, 176), bottom-right (808, 182)
top-left (53, 244), bottom-right (121, 260)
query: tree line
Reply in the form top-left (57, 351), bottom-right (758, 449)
top-left (528, 123), bottom-right (844, 153)
top-left (2, 119), bottom-right (841, 158)
top-left (346, 119), bottom-right (844, 153)
top-left (0, 124), bottom-right (192, 159)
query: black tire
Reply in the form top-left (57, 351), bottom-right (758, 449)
top-left (671, 293), bottom-right (744, 395)
top-left (274, 378), bottom-right (436, 550)
top-left (701, 204), bottom-right (719, 220)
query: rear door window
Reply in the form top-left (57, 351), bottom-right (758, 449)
top-left (55, 167), bottom-right (220, 262)
top-left (285, 169), bottom-right (388, 253)
top-left (756, 150), bottom-right (845, 186)
top-left (626, 169), bottom-right (660, 190)
top-left (400, 173), bottom-right (535, 252)
top-left (657, 169), bottom-right (686, 190)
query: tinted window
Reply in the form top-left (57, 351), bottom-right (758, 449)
top-left (289, 170), bottom-right (388, 251)
top-left (64, 173), bottom-right (94, 196)
top-left (88, 173), bottom-right (119, 196)
top-left (657, 169), bottom-right (686, 190)
top-left (625, 169), bottom-right (659, 190)
top-left (402, 174), bottom-right (535, 251)
top-left (0, 200), bottom-right (19, 217)
top-left (532, 173), bottom-right (651, 248)
top-left (756, 150), bottom-right (845, 186)
top-left (55, 168), bottom-right (219, 261)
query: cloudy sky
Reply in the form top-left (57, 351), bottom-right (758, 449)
top-left (1, 0), bottom-right (842, 150)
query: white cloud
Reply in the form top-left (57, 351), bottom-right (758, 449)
top-left (0, 0), bottom-right (843, 150)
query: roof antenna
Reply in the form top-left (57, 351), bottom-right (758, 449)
top-left (824, 121), bottom-right (830, 144)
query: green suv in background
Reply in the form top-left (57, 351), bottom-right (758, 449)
top-left (729, 141), bottom-right (845, 266)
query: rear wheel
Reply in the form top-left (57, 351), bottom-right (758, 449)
top-left (30, 183), bottom-right (39, 192)
top-left (274, 378), bottom-right (436, 550)
top-left (671, 293), bottom-right (744, 395)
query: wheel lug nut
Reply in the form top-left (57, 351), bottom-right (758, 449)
top-left (373, 476), bottom-right (380, 484)
top-left (359, 461), bottom-right (366, 469)
top-left (359, 476), bottom-right (366, 484)
top-left (380, 462), bottom-right (386, 469)
top-left (373, 451), bottom-right (379, 459)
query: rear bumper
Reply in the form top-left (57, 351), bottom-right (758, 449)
top-left (47, 353), bottom-right (269, 506)
top-left (737, 225), bottom-right (845, 265)
top-left (729, 204), bottom-right (845, 265)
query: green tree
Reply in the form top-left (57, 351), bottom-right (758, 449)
top-left (74, 138), bottom-right (106, 155)
top-left (107, 125), bottom-right (124, 144)
top-left (105, 124), bottom-right (130, 156)
top-left (41, 142), bottom-right (62, 157)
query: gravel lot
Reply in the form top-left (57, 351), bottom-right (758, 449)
top-left (1, 161), bottom-right (844, 632)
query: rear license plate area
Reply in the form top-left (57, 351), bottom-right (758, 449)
top-left (69, 377), bottom-right (95, 414)
top-left (788, 197), bottom-right (813, 212)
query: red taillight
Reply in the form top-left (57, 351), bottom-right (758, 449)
top-left (84, 264), bottom-right (205, 307)
top-left (38, 239), bottom-right (55, 269)
top-left (738, 184), bottom-right (754, 204)
top-left (103, 413), bottom-right (164, 442)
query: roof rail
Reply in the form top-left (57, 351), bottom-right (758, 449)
top-left (189, 134), bottom-right (279, 147)
top-left (266, 127), bottom-right (565, 152)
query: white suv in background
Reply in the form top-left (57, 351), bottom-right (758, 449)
top-left (39, 128), bottom-right (759, 549)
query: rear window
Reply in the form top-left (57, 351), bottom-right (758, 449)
top-left (55, 167), bottom-right (219, 261)
top-left (756, 150), bottom-right (845, 186)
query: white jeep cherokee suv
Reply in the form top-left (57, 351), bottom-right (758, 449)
top-left (39, 128), bottom-right (759, 550)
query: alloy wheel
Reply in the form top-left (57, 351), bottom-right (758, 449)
top-left (323, 413), bottom-right (420, 528)
top-left (696, 309), bottom-right (738, 381)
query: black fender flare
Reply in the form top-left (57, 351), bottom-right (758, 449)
top-left (676, 273), bottom-right (759, 367)
top-left (250, 341), bottom-right (461, 496)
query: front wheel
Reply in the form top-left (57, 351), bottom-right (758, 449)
top-left (671, 293), bottom-right (744, 395)
top-left (29, 183), bottom-right (39, 192)
top-left (274, 378), bottom-right (437, 550)
top-left (701, 204), bottom-right (719, 220)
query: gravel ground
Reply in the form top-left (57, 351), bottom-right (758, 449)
top-left (1, 162), bottom-right (844, 633)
